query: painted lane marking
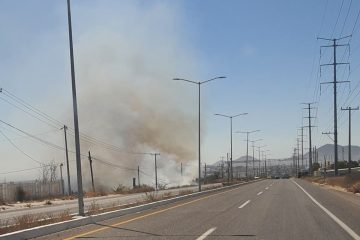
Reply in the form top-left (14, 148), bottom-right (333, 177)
top-left (257, 191), bottom-right (263, 196)
top-left (292, 180), bottom-right (360, 240)
top-left (238, 200), bottom-right (251, 209)
top-left (64, 183), bottom-right (253, 240)
top-left (265, 187), bottom-right (269, 190)
top-left (196, 227), bottom-right (217, 240)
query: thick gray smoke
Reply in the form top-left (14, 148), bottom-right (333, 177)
top-left (70, 2), bottom-right (200, 189)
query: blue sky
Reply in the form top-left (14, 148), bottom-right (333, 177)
top-left (1, 0), bottom-right (360, 183)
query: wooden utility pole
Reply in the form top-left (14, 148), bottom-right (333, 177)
top-left (62, 125), bottom-right (71, 195)
top-left (88, 151), bottom-right (95, 192)
top-left (137, 165), bottom-right (140, 187)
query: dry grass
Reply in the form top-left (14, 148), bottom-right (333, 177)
top-left (305, 172), bottom-right (360, 194)
top-left (178, 189), bottom-right (194, 195)
top-left (113, 184), bottom-right (155, 194)
top-left (86, 200), bottom-right (101, 215)
top-left (143, 192), bottom-right (159, 202)
top-left (61, 195), bottom-right (76, 200)
top-left (0, 210), bottom-right (72, 235)
top-left (349, 182), bottom-right (360, 193)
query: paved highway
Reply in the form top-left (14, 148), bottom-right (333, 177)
top-left (33, 179), bottom-right (360, 240)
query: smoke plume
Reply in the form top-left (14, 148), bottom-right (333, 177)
top-left (69, 1), bottom-right (200, 189)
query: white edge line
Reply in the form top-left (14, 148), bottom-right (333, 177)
top-left (196, 227), bottom-right (217, 240)
top-left (292, 180), bottom-right (360, 240)
top-left (257, 191), bottom-right (263, 196)
top-left (238, 200), bottom-right (251, 209)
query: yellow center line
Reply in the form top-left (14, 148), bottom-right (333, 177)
top-left (64, 185), bottom-right (245, 240)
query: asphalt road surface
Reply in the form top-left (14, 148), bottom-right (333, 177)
top-left (33, 179), bottom-right (360, 240)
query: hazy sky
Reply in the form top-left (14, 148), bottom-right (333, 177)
top-left (1, 0), bottom-right (360, 183)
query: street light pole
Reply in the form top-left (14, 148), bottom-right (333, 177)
top-left (250, 139), bottom-right (263, 177)
top-left (236, 130), bottom-right (260, 179)
top-left (173, 76), bottom-right (226, 191)
top-left (256, 145), bottom-right (267, 177)
top-left (214, 113), bottom-right (248, 181)
top-left (66, 0), bottom-right (84, 216)
top-left (262, 150), bottom-right (270, 178)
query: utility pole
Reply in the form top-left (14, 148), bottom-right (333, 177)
top-left (341, 106), bottom-right (359, 173)
top-left (258, 147), bottom-right (261, 176)
top-left (297, 138), bottom-right (300, 176)
top-left (302, 102), bottom-right (316, 175)
top-left (62, 125), bottom-right (71, 195)
top-left (227, 153), bottom-right (230, 183)
top-left (318, 35), bottom-right (351, 176)
top-left (204, 163), bottom-right (207, 184)
top-left (245, 133), bottom-right (249, 179)
top-left (66, 0), bottom-right (84, 216)
top-left (60, 163), bottom-right (65, 196)
top-left (180, 162), bottom-right (182, 178)
top-left (252, 142), bottom-right (255, 177)
top-left (221, 161), bottom-right (224, 179)
top-left (262, 151), bottom-right (269, 178)
top-left (264, 156), bottom-right (267, 177)
top-left (293, 148), bottom-right (296, 177)
top-left (298, 127), bottom-right (305, 169)
top-left (150, 153), bottom-right (160, 190)
top-left (88, 151), bottom-right (95, 193)
top-left (137, 165), bottom-right (140, 187)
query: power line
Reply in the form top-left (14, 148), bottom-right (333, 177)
top-left (0, 130), bottom-right (43, 165)
top-left (339, 0), bottom-right (353, 37)
top-left (0, 119), bottom-right (65, 152)
top-left (0, 164), bottom-right (62, 175)
top-left (0, 88), bottom-right (159, 157)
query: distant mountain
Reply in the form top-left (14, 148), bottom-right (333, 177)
top-left (212, 156), bottom-right (257, 167)
top-left (211, 144), bottom-right (360, 167)
top-left (305, 144), bottom-right (360, 163)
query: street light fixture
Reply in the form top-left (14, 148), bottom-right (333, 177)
top-left (235, 130), bottom-right (260, 178)
top-left (214, 113), bottom-right (248, 181)
top-left (173, 76), bottom-right (226, 191)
